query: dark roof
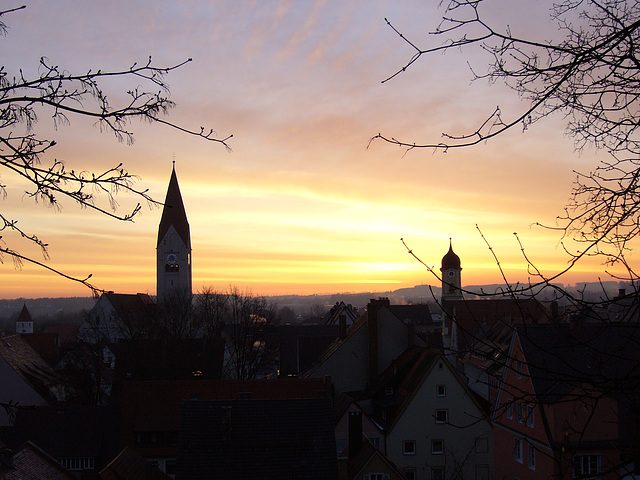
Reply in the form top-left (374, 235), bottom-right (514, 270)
top-left (387, 304), bottom-right (433, 326)
top-left (515, 323), bottom-right (640, 402)
top-left (9, 406), bottom-right (120, 466)
top-left (116, 378), bottom-right (334, 457)
top-left (0, 334), bottom-right (68, 402)
top-left (0, 441), bottom-right (75, 480)
top-left (104, 292), bottom-right (155, 320)
top-left (321, 302), bottom-right (359, 326)
top-left (275, 324), bottom-right (339, 376)
top-left (446, 297), bottom-right (548, 355)
top-left (99, 446), bottom-right (172, 480)
top-left (365, 347), bottom-right (490, 431)
top-left (347, 437), bottom-right (404, 480)
top-left (441, 240), bottom-right (461, 270)
top-left (16, 304), bottom-right (32, 324)
top-left (157, 166), bottom-right (190, 248)
top-left (43, 325), bottom-right (79, 345)
top-left (177, 397), bottom-right (337, 480)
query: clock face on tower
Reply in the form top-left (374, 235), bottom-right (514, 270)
top-left (447, 270), bottom-right (455, 278)
top-left (167, 253), bottom-right (178, 264)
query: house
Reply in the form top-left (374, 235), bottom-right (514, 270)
top-left (335, 395), bottom-right (386, 457)
top-left (303, 298), bottom-right (427, 396)
top-left (15, 304), bottom-right (33, 334)
top-left (275, 324), bottom-right (340, 376)
top-left (339, 413), bottom-right (405, 480)
top-left (114, 377), bottom-right (333, 477)
top-left (493, 323), bottom-right (640, 480)
top-left (79, 292), bottom-right (155, 344)
top-left (322, 301), bottom-right (360, 327)
top-left (437, 242), bottom-right (550, 406)
top-left (0, 440), bottom-right (76, 480)
top-left (368, 349), bottom-right (493, 480)
top-left (0, 334), bottom-right (71, 426)
top-left (7, 405), bottom-right (120, 480)
top-left (177, 397), bottom-right (337, 480)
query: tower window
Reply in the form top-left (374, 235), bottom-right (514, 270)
top-left (166, 263), bottom-right (179, 272)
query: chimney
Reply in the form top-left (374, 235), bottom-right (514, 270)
top-left (348, 411), bottom-right (363, 460)
top-left (339, 314), bottom-right (347, 340)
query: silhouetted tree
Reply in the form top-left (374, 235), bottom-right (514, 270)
top-left (219, 286), bottom-right (278, 379)
top-left (0, 6), bottom-right (231, 292)
top-left (375, 0), bottom-right (640, 271)
top-left (375, 2), bottom-right (640, 476)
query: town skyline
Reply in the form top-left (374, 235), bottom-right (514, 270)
top-left (1, 0), bottom-right (628, 299)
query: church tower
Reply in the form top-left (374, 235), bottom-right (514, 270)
top-left (441, 240), bottom-right (462, 353)
top-left (440, 239), bottom-right (462, 300)
top-left (157, 164), bottom-right (192, 301)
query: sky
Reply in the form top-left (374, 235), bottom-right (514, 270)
top-left (0, 0), bottom-right (627, 299)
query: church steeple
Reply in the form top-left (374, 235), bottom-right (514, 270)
top-left (157, 164), bottom-right (192, 300)
top-left (440, 239), bottom-right (462, 300)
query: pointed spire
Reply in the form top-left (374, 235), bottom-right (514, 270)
top-left (157, 165), bottom-right (190, 248)
top-left (17, 303), bottom-right (32, 323)
top-left (441, 238), bottom-right (461, 270)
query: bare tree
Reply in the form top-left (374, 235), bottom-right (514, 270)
top-left (372, 3), bottom-right (640, 476)
top-left (196, 286), bottom-right (228, 339)
top-left (0, 6), bottom-right (231, 292)
top-left (223, 286), bottom-right (278, 379)
top-left (374, 0), bottom-right (640, 270)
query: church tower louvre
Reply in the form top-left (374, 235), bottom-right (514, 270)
top-left (157, 164), bottom-right (192, 301)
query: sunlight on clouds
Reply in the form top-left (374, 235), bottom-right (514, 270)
top-left (1, 0), bottom-right (627, 299)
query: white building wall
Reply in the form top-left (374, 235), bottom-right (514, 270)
top-left (387, 358), bottom-right (494, 480)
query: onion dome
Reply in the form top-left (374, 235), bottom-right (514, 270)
top-left (441, 240), bottom-right (461, 271)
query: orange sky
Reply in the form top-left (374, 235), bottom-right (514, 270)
top-left (0, 1), bottom-right (631, 299)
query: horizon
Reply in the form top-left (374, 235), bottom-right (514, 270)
top-left (1, 1), bottom-right (633, 299)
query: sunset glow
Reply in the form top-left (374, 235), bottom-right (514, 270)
top-left (0, 0), bottom-right (629, 299)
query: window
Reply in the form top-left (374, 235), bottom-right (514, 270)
top-left (385, 386), bottom-right (394, 396)
top-left (403, 440), bottom-right (416, 455)
top-left (365, 474), bottom-right (390, 480)
top-left (435, 409), bottom-right (448, 423)
top-left (432, 467), bottom-right (445, 480)
top-left (515, 360), bottom-right (522, 379)
top-left (404, 468), bottom-right (417, 480)
top-left (336, 437), bottom-right (346, 454)
top-left (573, 454), bottom-right (601, 479)
top-left (437, 385), bottom-right (446, 397)
top-left (370, 437), bottom-right (380, 449)
top-left (516, 402), bottom-right (524, 423)
top-left (58, 457), bottom-right (94, 471)
top-left (514, 438), bottom-right (523, 463)
top-left (165, 263), bottom-right (179, 272)
top-left (526, 404), bottom-right (535, 427)
top-left (432, 439), bottom-right (444, 455)
top-left (528, 443), bottom-right (536, 470)
top-left (507, 399), bottom-right (513, 419)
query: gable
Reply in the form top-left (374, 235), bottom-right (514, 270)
top-left (388, 355), bottom-right (491, 436)
top-left (305, 305), bottom-right (424, 395)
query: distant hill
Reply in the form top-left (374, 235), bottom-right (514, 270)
top-left (0, 280), bottom-right (632, 327)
